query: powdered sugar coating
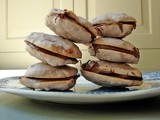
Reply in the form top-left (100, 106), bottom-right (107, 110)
top-left (27, 32), bottom-right (73, 49)
top-left (25, 62), bottom-right (78, 78)
top-left (92, 12), bottom-right (136, 24)
top-left (46, 8), bottom-right (97, 43)
top-left (26, 32), bottom-right (82, 58)
top-left (50, 8), bottom-right (65, 14)
top-left (50, 8), bottom-right (97, 36)
top-left (93, 37), bottom-right (138, 51)
top-left (85, 60), bottom-right (142, 77)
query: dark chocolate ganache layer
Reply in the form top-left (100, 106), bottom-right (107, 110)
top-left (92, 44), bottom-right (140, 58)
top-left (24, 74), bottom-right (80, 81)
top-left (82, 61), bottom-right (142, 81)
top-left (25, 41), bottom-right (78, 63)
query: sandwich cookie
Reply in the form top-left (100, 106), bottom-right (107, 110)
top-left (45, 8), bottom-right (97, 44)
top-left (25, 32), bottom-right (82, 66)
top-left (81, 60), bottom-right (143, 87)
top-left (89, 37), bottom-right (140, 64)
top-left (20, 62), bottom-right (79, 90)
top-left (92, 13), bottom-right (136, 38)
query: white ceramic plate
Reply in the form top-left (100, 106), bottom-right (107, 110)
top-left (1, 72), bottom-right (160, 104)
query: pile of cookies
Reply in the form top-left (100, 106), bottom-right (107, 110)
top-left (81, 13), bottom-right (143, 87)
top-left (20, 9), bottom-right (143, 90)
top-left (20, 8), bottom-right (97, 90)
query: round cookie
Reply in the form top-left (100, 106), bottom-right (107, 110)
top-left (92, 13), bottom-right (136, 38)
top-left (81, 60), bottom-right (143, 87)
top-left (46, 8), bottom-right (97, 44)
top-left (25, 32), bottom-right (82, 66)
top-left (89, 37), bottom-right (140, 64)
top-left (20, 62), bottom-right (79, 90)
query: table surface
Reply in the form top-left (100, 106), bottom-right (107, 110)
top-left (1, 70), bottom-right (160, 120)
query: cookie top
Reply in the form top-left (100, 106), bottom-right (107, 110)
top-left (92, 12), bottom-right (136, 25)
top-left (50, 8), bottom-right (97, 36)
top-left (92, 37), bottom-right (139, 52)
top-left (82, 60), bottom-right (142, 78)
top-left (46, 8), bottom-right (97, 44)
top-left (24, 62), bottom-right (78, 78)
top-left (26, 32), bottom-right (82, 58)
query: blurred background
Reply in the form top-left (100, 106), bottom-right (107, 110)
top-left (0, 0), bottom-right (160, 72)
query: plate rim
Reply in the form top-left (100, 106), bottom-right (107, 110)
top-left (1, 75), bottom-right (160, 104)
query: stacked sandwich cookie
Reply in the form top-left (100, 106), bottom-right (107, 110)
top-left (20, 32), bottom-right (81, 91)
top-left (20, 8), bottom-right (97, 91)
top-left (81, 13), bottom-right (143, 87)
top-left (20, 62), bottom-right (79, 91)
top-left (45, 8), bottom-right (97, 44)
top-left (92, 13), bottom-right (136, 38)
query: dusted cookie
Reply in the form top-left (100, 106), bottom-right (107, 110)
top-left (81, 60), bottom-right (143, 87)
top-left (92, 13), bottom-right (136, 38)
top-left (20, 62), bottom-right (79, 90)
top-left (89, 37), bottom-right (140, 64)
top-left (25, 32), bottom-right (82, 66)
top-left (46, 8), bottom-right (97, 44)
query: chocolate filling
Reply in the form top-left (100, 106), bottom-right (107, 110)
top-left (25, 74), bottom-right (80, 81)
top-left (94, 22), bottom-right (136, 37)
top-left (25, 41), bottom-right (78, 63)
top-left (82, 61), bottom-right (142, 81)
top-left (92, 44), bottom-right (140, 58)
top-left (55, 11), bottom-right (96, 42)
top-left (98, 72), bottom-right (142, 80)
